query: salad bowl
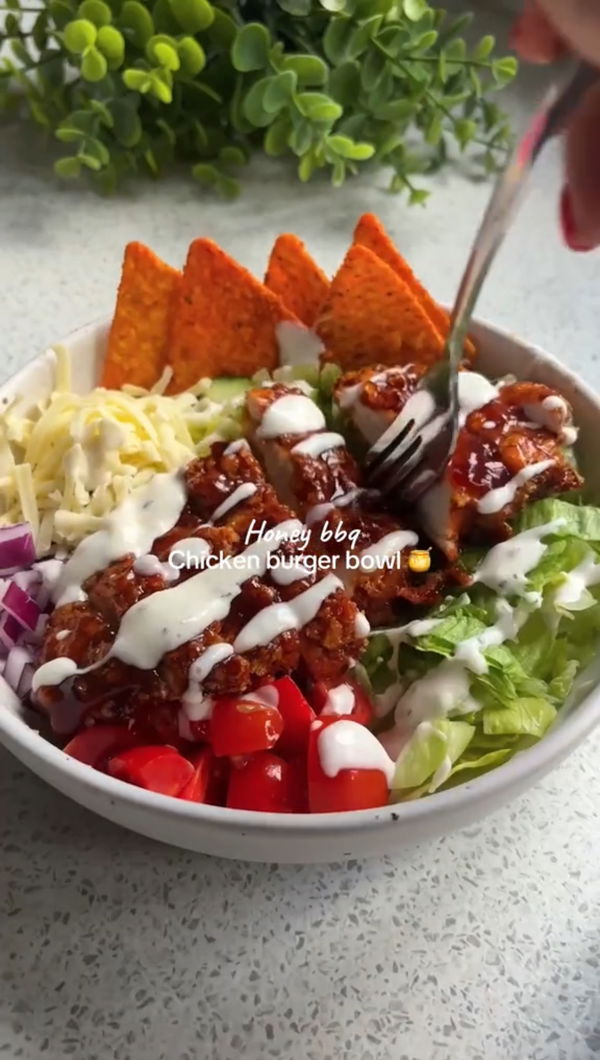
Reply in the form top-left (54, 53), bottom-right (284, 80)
top-left (1, 315), bottom-right (600, 864)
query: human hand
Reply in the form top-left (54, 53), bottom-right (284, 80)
top-left (511, 0), bottom-right (600, 250)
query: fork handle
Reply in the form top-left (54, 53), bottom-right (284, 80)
top-left (446, 61), bottom-right (597, 367)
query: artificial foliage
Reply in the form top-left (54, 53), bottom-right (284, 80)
top-left (0, 0), bottom-right (517, 199)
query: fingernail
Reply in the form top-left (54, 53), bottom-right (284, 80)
top-left (560, 186), bottom-right (593, 252)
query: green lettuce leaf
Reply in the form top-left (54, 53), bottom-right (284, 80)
top-left (391, 719), bottom-right (474, 793)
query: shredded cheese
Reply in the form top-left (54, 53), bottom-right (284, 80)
top-left (0, 348), bottom-right (243, 554)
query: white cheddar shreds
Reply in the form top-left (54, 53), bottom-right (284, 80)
top-left (0, 349), bottom-right (244, 554)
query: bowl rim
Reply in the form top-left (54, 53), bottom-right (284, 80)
top-left (2, 313), bottom-right (600, 834)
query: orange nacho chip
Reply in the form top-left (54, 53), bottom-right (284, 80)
top-left (167, 239), bottom-right (300, 392)
top-left (264, 234), bottom-right (330, 327)
top-left (315, 244), bottom-right (444, 371)
top-left (353, 213), bottom-right (475, 359)
top-left (102, 243), bottom-right (181, 390)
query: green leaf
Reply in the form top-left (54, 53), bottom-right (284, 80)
top-left (472, 34), bottom-right (495, 61)
top-left (454, 117), bottom-right (476, 150)
top-left (296, 91), bottom-right (342, 122)
top-left (81, 44), bottom-right (107, 80)
top-left (298, 150), bottom-right (316, 182)
top-left (492, 56), bottom-right (518, 86)
top-left (168, 0), bottom-right (214, 34)
top-left (319, 0), bottom-right (347, 10)
top-left (280, 54), bottom-right (327, 87)
top-left (359, 46), bottom-right (385, 91)
top-left (77, 0), bottom-right (112, 26)
top-left (54, 156), bottom-right (82, 178)
top-left (215, 174), bottom-right (240, 200)
top-left (11, 39), bottom-right (33, 67)
top-left (263, 70), bottom-right (296, 113)
top-left (109, 97), bottom-right (142, 145)
top-left (96, 24), bottom-right (124, 63)
top-left (63, 18), bottom-right (97, 53)
top-left (242, 77), bottom-right (273, 128)
top-left (149, 39), bottom-right (180, 70)
top-left (176, 36), bottom-right (205, 75)
top-left (122, 67), bottom-right (151, 91)
top-left (119, 0), bottom-right (154, 46)
top-left (218, 145), bottom-right (247, 167)
top-left (425, 111), bottom-right (442, 145)
top-left (231, 22), bottom-right (270, 72)
top-left (331, 158), bottom-right (345, 186)
top-left (192, 160), bottom-right (218, 186)
top-left (277, 0), bottom-right (311, 13)
top-left (288, 118), bottom-right (312, 155)
top-left (403, 0), bottom-right (427, 20)
top-left (327, 134), bottom-right (374, 160)
top-left (149, 68), bottom-right (172, 102)
top-left (49, 0), bottom-right (76, 29)
top-left (329, 59), bottom-right (360, 106)
top-left (207, 7), bottom-right (236, 49)
top-left (32, 12), bottom-right (49, 51)
top-left (373, 98), bottom-right (415, 122)
top-left (323, 16), bottom-right (353, 65)
top-left (264, 114), bottom-right (291, 156)
top-left (409, 187), bottom-right (429, 205)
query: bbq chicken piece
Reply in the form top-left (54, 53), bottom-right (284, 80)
top-left (334, 366), bottom-right (583, 560)
top-left (244, 383), bottom-right (463, 626)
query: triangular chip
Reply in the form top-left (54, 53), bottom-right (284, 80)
top-left (167, 239), bottom-right (300, 392)
top-left (265, 234), bottom-right (329, 327)
top-left (353, 213), bottom-right (475, 359)
top-left (102, 243), bottom-right (181, 390)
top-left (315, 244), bottom-right (444, 371)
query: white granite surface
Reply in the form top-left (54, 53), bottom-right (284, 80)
top-left (2, 10), bottom-right (600, 1058)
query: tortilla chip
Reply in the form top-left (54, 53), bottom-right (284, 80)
top-left (315, 244), bottom-right (444, 371)
top-left (102, 243), bottom-right (181, 390)
top-left (265, 234), bottom-right (329, 327)
top-left (353, 213), bottom-right (475, 359)
top-left (168, 239), bottom-right (300, 391)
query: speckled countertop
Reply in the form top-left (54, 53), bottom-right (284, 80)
top-left (2, 10), bottom-right (600, 1058)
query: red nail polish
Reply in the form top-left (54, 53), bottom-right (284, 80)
top-left (560, 187), bottom-right (593, 252)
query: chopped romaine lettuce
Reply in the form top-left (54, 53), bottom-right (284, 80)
top-left (361, 498), bottom-right (600, 798)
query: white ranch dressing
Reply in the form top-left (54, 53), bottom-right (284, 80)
top-left (306, 502), bottom-right (334, 525)
top-left (257, 395), bottom-right (325, 439)
top-left (355, 612), bottom-right (371, 637)
top-left (317, 718), bottom-right (395, 785)
top-left (454, 599), bottom-right (529, 675)
top-left (133, 553), bottom-right (179, 582)
top-left (52, 471), bottom-right (187, 607)
top-left (291, 432), bottom-right (345, 458)
top-left (477, 459), bottom-right (554, 515)
top-left (232, 573), bottom-right (343, 653)
top-left (394, 659), bottom-right (478, 727)
top-left (359, 529), bottom-right (417, 567)
top-left (474, 519), bottom-right (565, 595)
top-left (276, 321), bottom-right (324, 366)
top-left (270, 558), bottom-right (314, 585)
top-left (554, 551), bottom-right (600, 607)
top-left (224, 439), bottom-right (249, 455)
top-left (182, 643), bottom-right (235, 717)
top-left (34, 518), bottom-right (305, 686)
top-left (211, 482), bottom-right (257, 522)
top-left (320, 683), bottom-right (356, 716)
top-left (457, 372), bottom-right (498, 426)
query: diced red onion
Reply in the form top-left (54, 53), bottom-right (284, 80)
top-left (0, 611), bottom-right (22, 651)
top-left (0, 523), bottom-right (36, 576)
top-left (0, 581), bottom-right (40, 631)
top-left (13, 569), bottom-right (42, 596)
top-left (3, 645), bottom-right (33, 696)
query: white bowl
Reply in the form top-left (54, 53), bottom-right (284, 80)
top-left (2, 319), bottom-right (600, 864)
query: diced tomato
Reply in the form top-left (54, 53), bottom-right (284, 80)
top-left (205, 755), bottom-right (230, 806)
top-left (63, 725), bottom-right (138, 771)
top-left (227, 752), bottom-right (305, 813)
top-left (269, 677), bottom-right (315, 758)
top-left (210, 696), bottom-right (283, 757)
top-left (107, 745), bottom-right (194, 796)
top-left (307, 718), bottom-right (389, 813)
top-left (178, 748), bottom-right (214, 803)
top-left (310, 680), bottom-right (374, 728)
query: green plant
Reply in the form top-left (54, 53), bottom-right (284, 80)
top-left (0, 0), bottom-right (517, 199)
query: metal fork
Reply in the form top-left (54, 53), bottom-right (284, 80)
top-left (365, 61), bottom-right (596, 508)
